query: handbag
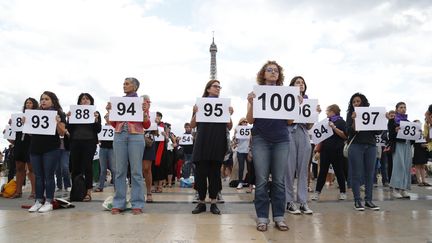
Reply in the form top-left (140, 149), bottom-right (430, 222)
top-left (343, 134), bottom-right (357, 158)
top-left (145, 135), bottom-right (154, 148)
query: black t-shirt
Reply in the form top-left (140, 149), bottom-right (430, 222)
top-left (321, 118), bottom-right (347, 150)
top-left (30, 111), bottom-right (66, 154)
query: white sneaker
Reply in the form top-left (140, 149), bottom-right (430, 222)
top-left (339, 193), bottom-right (347, 200)
top-left (38, 201), bottom-right (53, 213)
top-left (28, 201), bottom-right (43, 213)
top-left (311, 192), bottom-right (320, 201)
top-left (300, 203), bottom-right (313, 214)
top-left (400, 190), bottom-right (410, 199)
top-left (217, 192), bottom-right (225, 203)
top-left (237, 182), bottom-right (243, 189)
top-left (392, 190), bottom-right (403, 199)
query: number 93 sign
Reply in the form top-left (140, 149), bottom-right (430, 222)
top-left (23, 110), bottom-right (58, 135)
top-left (195, 98), bottom-right (231, 123)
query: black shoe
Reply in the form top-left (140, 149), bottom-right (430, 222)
top-left (210, 203), bottom-right (221, 215)
top-left (365, 201), bottom-right (380, 211)
top-left (354, 201), bottom-right (365, 211)
top-left (192, 203), bottom-right (206, 214)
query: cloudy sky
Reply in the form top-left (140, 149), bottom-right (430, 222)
top-left (1, 0), bottom-right (431, 149)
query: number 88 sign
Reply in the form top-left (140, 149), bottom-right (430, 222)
top-left (68, 105), bottom-right (96, 124)
top-left (195, 98), bottom-right (231, 123)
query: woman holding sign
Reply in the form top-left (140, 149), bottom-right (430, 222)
top-left (346, 93), bottom-right (380, 211)
top-left (246, 61), bottom-right (289, 231)
top-left (107, 77), bottom-right (151, 215)
top-left (388, 102), bottom-right (412, 198)
top-left (190, 79), bottom-right (233, 215)
top-left (67, 93), bottom-right (101, 202)
top-left (285, 76), bottom-right (315, 215)
top-left (10, 97), bottom-right (38, 199)
top-left (28, 91), bottom-right (66, 213)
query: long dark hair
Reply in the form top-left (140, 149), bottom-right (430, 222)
top-left (347, 92), bottom-right (369, 113)
top-left (22, 97), bottom-right (38, 112)
top-left (40, 91), bottom-right (63, 112)
top-left (77, 93), bottom-right (95, 105)
top-left (202, 80), bottom-right (220, 97)
top-left (289, 76), bottom-right (307, 96)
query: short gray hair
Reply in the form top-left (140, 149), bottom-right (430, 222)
top-left (125, 77), bottom-right (140, 91)
top-left (141, 94), bottom-right (150, 101)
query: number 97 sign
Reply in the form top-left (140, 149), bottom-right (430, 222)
top-left (354, 107), bottom-right (387, 131)
top-left (195, 98), bottom-right (231, 123)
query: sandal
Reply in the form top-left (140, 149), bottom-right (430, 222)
top-left (154, 187), bottom-right (163, 193)
top-left (423, 182), bottom-right (431, 186)
top-left (10, 192), bottom-right (22, 199)
top-left (83, 193), bottom-right (92, 202)
top-left (132, 208), bottom-right (143, 215)
top-left (275, 221), bottom-right (289, 231)
top-left (256, 222), bottom-right (268, 232)
top-left (111, 208), bottom-right (121, 215)
top-left (146, 194), bottom-right (153, 203)
top-left (94, 188), bottom-right (103, 192)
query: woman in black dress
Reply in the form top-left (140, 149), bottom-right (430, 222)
top-left (190, 80), bottom-right (233, 215)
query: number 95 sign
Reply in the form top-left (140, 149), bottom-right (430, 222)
top-left (195, 98), bottom-right (231, 123)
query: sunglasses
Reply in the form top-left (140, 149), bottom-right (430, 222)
top-left (211, 84), bottom-right (222, 89)
top-left (265, 67), bottom-right (279, 73)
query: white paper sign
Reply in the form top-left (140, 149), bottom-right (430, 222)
top-left (154, 126), bottom-right (165, 142)
top-left (179, 133), bottom-right (193, 145)
top-left (93, 145), bottom-right (100, 160)
top-left (195, 98), bottom-right (231, 123)
top-left (235, 126), bottom-right (252, 140)
top-left (145, 112), bottom-right (157, 131)
top-left (310, 119), bottom-right (334, 144)
top-left (109, 97), bottom-right (143, 122)
top-left (23, 110), bottom-right (58, 135)
top-left (354, 107), bottom-right (387, 131)
top-left (68, 105), bottom-right (96, 124)
top-left (253, 85), bottom-right (300, 120)
top-left (98, 125), bottom-right (115, 141)
top-left (397, 121), bottom-right (422, 140)
top-left (294, 99), bottom-right (319, 123)
top-left (375, 135), bottom-right (386, 147)
top-left (11, 113), bottom-right (24, 132)
top-left (3, 126), bottom-right (15, 140)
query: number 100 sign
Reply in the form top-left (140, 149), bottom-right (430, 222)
top-left (109, 97), bottom-right (143, 122)
top-left (195, 98), bottom-right (231, 123)
top-left (253, 85), bottom-right (300, 120)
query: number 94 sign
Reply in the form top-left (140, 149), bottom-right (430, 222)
top-left (195, 98), bottom-right (231, 123)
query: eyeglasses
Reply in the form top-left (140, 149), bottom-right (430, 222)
top-left (265, 67), bottom-right (279, 73)
top-left (211, 84), bottom-right (222, 89)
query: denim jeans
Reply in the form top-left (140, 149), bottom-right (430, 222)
top-left (98, 147), bottom-right (115, 189)
top-left (237, 152), bottom-right (248, 183)
top-left (182, 153), bottom-right (194, 178)
top-left (252, 134), bottom-right (288, 223)
top-left (113, 126), bottom-right (145, 210)
top-left (348, 143), bottom-right (376, 202)
top-left (55, 149), bottom-right (71, 189)
top-left (31, 149), bottom-right (61, 202)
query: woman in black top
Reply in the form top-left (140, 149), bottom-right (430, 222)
top-left (190, 80), bottom-right (233, 215)
top-left (10, 97), bottom-right (38, 199)
top-left (67, 93), bottom-right (101, 202)
top-left (346, 93), bottom-right (380, 211)
top-left (28, 91), bottom-right (66, 213)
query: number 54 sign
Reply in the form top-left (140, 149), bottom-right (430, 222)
top-left (195, 98), bottom-right (231, 123)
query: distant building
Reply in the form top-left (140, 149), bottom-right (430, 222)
top-left (209, 34), bottom-right (217, 80)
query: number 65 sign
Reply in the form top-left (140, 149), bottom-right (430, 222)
top-left (195, 98), bottom-right (231, 123)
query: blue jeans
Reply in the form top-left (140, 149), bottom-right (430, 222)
top-left (113, 127), bottom-right (145, 210)
top-left (348, 143), bottom-right (376, 202)
top-left (31, 149), bottom-right (61, 202)
top-left (55, 149), bottom-right (71, 189)
top-left (252, 135), bottom-right (288, 223)
top-left (237, 152), bottom-right (248, 183)
top-left (98, 147), bottom-right (115, 189)
top-left (182, 153), bottom-right (194, 178)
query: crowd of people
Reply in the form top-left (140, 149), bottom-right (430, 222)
top-left (2, 61), bottom-right (432, 232)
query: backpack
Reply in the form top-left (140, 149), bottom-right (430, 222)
top-left (70, 174), bottom-right (86, 202)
